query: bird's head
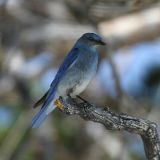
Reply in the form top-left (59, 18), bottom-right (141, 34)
top-left (78, 33), bottom-right (106, 47)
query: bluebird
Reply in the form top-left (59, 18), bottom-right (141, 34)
top-left (31, 33), bottom-right (105, 128)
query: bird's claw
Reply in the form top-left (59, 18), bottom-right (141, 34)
top-left (54, 99), bottom-right (64, 110)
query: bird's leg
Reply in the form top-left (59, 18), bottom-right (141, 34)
top-left (67, 94), bottom-right (72, 99)
top-left (54, 95), bottom-right (89, 111)
top-left (54, 97), bottom-right (64, 110)
top-left (67, 94), bottom-right (76, 103)
top-left (76, 95), bottom-right (89, 104)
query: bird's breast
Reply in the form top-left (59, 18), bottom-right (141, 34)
top-left (77, 48), bottom-right (98, 71)
top-left (57, 49), bottom-right (98, 97)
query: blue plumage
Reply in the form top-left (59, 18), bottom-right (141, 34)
top-left (31, 33), bottom-right (105, 128)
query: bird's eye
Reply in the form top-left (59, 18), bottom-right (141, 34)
top-left (88, 37), bottom-right (95, 41)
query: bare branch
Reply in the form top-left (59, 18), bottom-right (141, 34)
top-left (59, 97), bottom-right (160, 160)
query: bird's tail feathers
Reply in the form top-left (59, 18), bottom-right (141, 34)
top-left (31, 90), bottom-right (57, 128)
top-left (31, 105), bottom-right (49, 128)
top-left (31, 103), bottom-right (56, 128)
top-left (33, 91), bottom-right (49, 108)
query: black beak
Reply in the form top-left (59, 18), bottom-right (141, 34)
top-left (99, 39), bottom-right (106, 45)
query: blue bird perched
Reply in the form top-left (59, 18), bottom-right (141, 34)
top-left (31, 33), bottom-right (105, 128)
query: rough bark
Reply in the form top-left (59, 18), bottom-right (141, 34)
top-left (59, 97), bottom-right (160, 160)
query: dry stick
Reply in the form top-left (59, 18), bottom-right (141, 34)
top-left (59, 97), bottom-right (160, 160)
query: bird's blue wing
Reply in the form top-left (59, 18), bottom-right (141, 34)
top-left (47, 47), bottom-right (79, 99)
top-left (50, 48), bottom-right (79, 87)
top-left (31, 47), bottom-right (79, 128)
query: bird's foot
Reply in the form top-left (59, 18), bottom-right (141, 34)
top-left (54, 99), bottom-right (64, 110)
